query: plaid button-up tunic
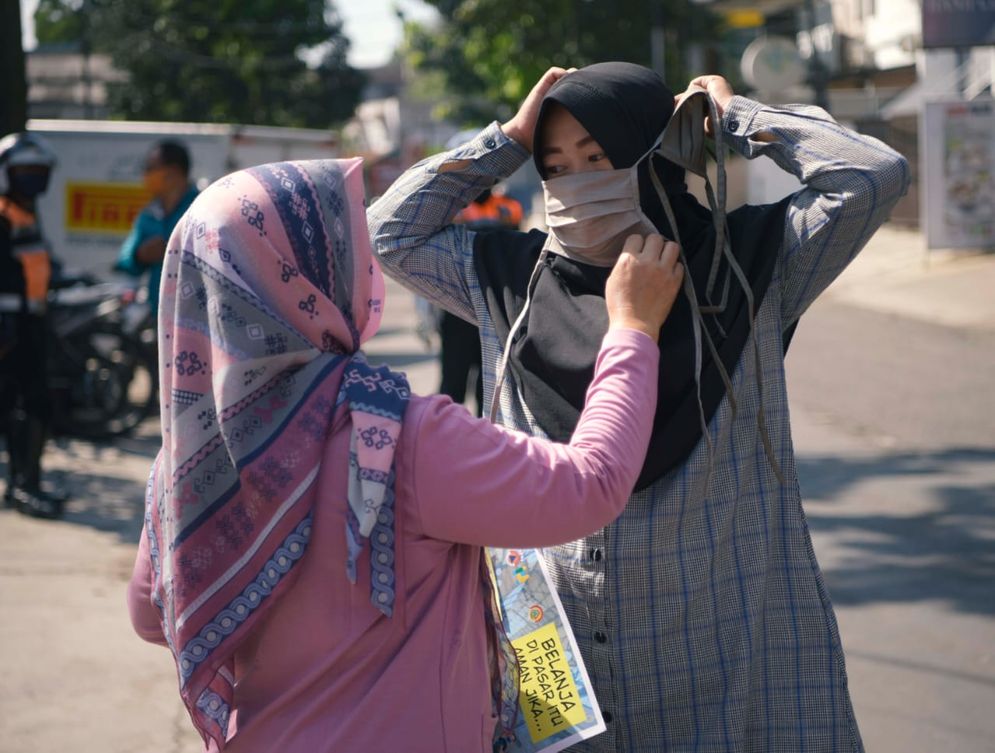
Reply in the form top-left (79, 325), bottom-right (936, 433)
top-left (368, 96), bottom-right (910, 753)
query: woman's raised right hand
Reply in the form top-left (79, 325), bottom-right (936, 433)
top-left (501, 66), bottom-right (576, 153)
top-left (605, 235), bottom-right (684, 342)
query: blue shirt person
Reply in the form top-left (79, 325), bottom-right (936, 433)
top-left (115, 140), bottom-right (199, 315)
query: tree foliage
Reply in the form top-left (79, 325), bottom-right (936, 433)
top-left (404, 0), bottom-right (717, 125)
top-left (35, 0), bottom-right (85, 46)
top-left (35, 0), bottom-right (363, 128)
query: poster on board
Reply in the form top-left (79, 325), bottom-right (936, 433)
top-left (922, 99), bottom-right (995, 249)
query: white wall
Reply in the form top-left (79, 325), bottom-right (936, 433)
top-left (864, 0), bottom-right (920, 69)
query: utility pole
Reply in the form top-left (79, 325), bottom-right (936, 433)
top-left (954, 47), bottom-right (968, 95)
top-left (80, 0), bottom-right (94, 118)
top-left (0, 0), bottom-right (29, 134)
top-left (651, 1), bottom-right (666, 81)
top-left (803, 0), bottom-right (831, 111)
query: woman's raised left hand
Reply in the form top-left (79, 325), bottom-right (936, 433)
top-left (684, 75), bottom-right (735, 135)
top-left (501, 66), bottom-right (577, 153)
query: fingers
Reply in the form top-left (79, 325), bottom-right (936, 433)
top-left (538, 66), bottom-right (574, 93)
top-left (504, 66), bottom-right (577, 151)
top-left (604, 235), bottom-right (685, 340)
top-left (641, 234), bottom-right (665, 260)
top-left (647, 238), bottom-right (683, 288)
top-left (623, 234), bottom-right (678, 265)
top-left (621, 233), bottom-right (645, 258)
top-left (660, 240), bottom-right (680, 269)
top-left (671, 259), bottom-right (685, 286)
top-left (686, 75), bottom-right (735, 118)
top-left (654, 240), bottom-right (683, 286)
top-left (689, 74), bottom-right (727, 90)
top-left (542, 67), bottom-right (568, 84)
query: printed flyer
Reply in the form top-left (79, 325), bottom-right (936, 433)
top-left (488, 547), bottom-right (606, 753)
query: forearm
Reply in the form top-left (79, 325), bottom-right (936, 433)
top-left (721, 96), bottom-right (910, 320)
top-left (114, 229), bottom-right (146, 275)
top-left (366, 123), bottom-right (529, 317)
top-left (723, 96), bottom-right (907, 191)
top-left (135, 236), bottom-right (167, 266)
top-left (369, 122), bottom-right (527, 251)
top-left (413, 328), bottom-right (660, 548)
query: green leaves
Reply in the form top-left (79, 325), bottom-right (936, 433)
top-left (403, 0), bottom-right (718, 124)
top-left (34, 0), bottom-right (363, 128)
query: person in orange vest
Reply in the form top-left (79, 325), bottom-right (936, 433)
top-left (455, 187), bottom-right (524, 229)
top-left (445, 187), bottom-right (524, 414)
top-left (0, 132), bottom-right (67, 518)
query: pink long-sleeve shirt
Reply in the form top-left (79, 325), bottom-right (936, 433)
top-left (128, 328), bottom-right (659, 753)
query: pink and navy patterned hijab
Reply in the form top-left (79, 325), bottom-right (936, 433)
top-left (146, 158), bottom-right (410, 749)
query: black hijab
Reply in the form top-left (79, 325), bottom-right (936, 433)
top-left (474, 62), bottom-right (791, 490)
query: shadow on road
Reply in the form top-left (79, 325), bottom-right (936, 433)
top-left (1, 428), bottom-right (162, 544)
top-left (798, 447), bottom-right (995, 617)
top-left (56, 464), bottom-right (148, 542)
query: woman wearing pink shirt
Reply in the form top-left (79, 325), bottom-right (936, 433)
top-left (127, 156), bottom-right (683, 752)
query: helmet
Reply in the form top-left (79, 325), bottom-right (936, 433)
top-left (0, 132), bottom-right (58, 196)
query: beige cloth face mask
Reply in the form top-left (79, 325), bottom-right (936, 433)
top-left (542, 155), bottom-right (659, 267)
top-left (659, 85), bottom-right (710, 177)
top-left (541, 85), bottom-right (712, 268)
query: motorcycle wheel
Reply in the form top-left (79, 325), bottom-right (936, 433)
top-left (52, 324), bottom-right (158, 439)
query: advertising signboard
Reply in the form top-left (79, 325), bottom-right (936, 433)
top-left (922, 0), bottom-right (995, 48)
top-left (922, 99), bottom-right (995, 249)
top-left (28, 120), bottom-right (337, 272)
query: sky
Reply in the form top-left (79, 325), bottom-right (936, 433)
top-left (19, 0), bottom-right (439, 69)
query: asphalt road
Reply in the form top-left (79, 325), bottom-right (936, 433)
top-left (786, 297), bottom-right (995, 753)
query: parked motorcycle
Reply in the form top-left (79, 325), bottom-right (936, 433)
top-left (47, 274), bottom-right (158, 439)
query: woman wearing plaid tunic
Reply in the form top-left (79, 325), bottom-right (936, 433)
top-left (368, 64), bottom-right (910, 752)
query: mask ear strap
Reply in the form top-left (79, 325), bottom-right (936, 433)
top-left (702, 94), bottom-right (728, 310)
top-left (651, 151), bottom-right (786, 486)
top-left (488, 246), bottom-right (550, 425)
top-left (649, 164), bottom-right (737, 481)
top-left (724, 240), bottom-right (785, 483)
top-left (712, 96), bottom-right (784, 483)
top-left (692, 95), bottom-right (786, 484)
top-left (662, 92), bottom-right (728, 315)
top-left (652, 116), bottom-right (727, 366)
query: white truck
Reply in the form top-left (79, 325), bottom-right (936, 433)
top-left (27, 119), bottom-right (339, 273)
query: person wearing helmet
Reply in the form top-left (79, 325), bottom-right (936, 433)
top-left (0, 132), bottom-right (66, 518)
top-left (114, 140), bottom-right (199, 316)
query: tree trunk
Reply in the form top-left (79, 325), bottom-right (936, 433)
top-left (0, 0), bottom-right (29, 135)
